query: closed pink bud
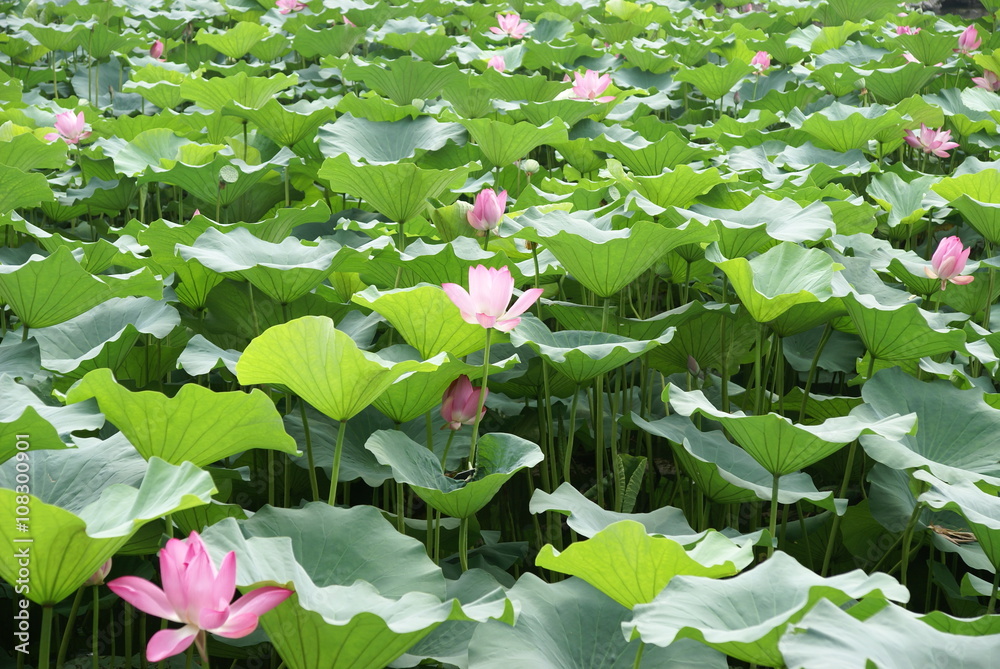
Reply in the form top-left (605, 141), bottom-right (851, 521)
top-left (467, 188), bottom-right (507, 231)
top-left (150, 40), bottom-right (165, 59)
top-left (486, 55), bottom-right (506, 73)
top-left (85, 559), bottom-right (112, 587)
top-left (441, 375), bottom-right (487, 430)
top-left (956, 25), bottom-right (982, 54)
top-left (750, 50), bottom-right (771, 71)
top-left (924, 236), bottom-right (975, 291)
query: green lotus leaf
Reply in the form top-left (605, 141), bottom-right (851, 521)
top-left (647, 302), bottom-right (757, 376)
top-left (709, 243), bottom-right (846, 324)
top-left (351, 284), bottom-right (488, 359)
top-left (0, 437), bottom-right (215, 604)
top-left (867, 173), bottom-right (936, 231)
top-left (142, 149), bottom-right (293, 208)
top-left (779, 599), bottom-right (1000, 669)
top-left (0, 132), bottom-right (67, 171)
top-left (293, 24), bottom-right (367, 57)
top-left (66, 367), bottom-right (298, 466)
top-left (365, 430), bottom-right (542, 518)
top-left (319, 114), bottom-right (466, 165)
top-left (0, 164), bottom-right (54, 213)
top-left (95, 128), bottom-right (225, 177)
top-left (516, 99), bottom-right (602, 128)
top-left (341, 56), bottom-right (462, 106)
top-left (592, 128), bottom-right (706, 176)
top-left (194, 21), bottom-right (271, 59)
top-left (32, 297), bottom-right (178, 375)
top-left (237, 316), bottom-right (433, 422)
top-left (790, 102), bottom-right (902, 152)
top-left (529, 482), bottom-right (704, 543)
top-left (842, 292), bottom-right (969, 361)
top-left (509, 314), bottom-right (674, 384)
top-left (176, 335), bottom-right (240, 377)
top-left (916, 470), bottom-right (1000, 569)
top-left (854, 62), bottom-right (940, 105)
top-left (122, 65), bottom-right (187, 110)
top-left (0, 375), bottom-right (103, 463)
top-left (459, 118), bottom-right (568, 168)
top-left (536, 520), bottom-right (752, 609)
top-left (199, 503), bottom-right (513, 669)
top-left (542, 298), bottom-right (712, 340)
top-left (468, 574), bottom-right (727, 669)
top-left (665, 384), bottom-right (916, 476)
top-left (224, 98), bottom-right (337, 148)
top-left (632, 414), bottom-right (846, 513)
top-left (363, 237), bottom-right (526, 288)
top-left (179, 71), bottom-right (297, 110)
top-left (919, 608), bottom-right (1000, 636)
top-left (625, 551), bottom-right (909, 667)
top-left (674, 60), bottom-right (753, 100)
top-left (0, 247), bottom-right (161, 329)
top-left (319, 153), bottom-right (470, 223)
top-left (23, 23), bottom-right (86, 51)
top-left (608, 161), bottom-right (734, 210)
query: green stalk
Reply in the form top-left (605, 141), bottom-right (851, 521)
top-left (440, 430), bottom-right (456, 467)
top-left (468, 329), bottom-right (493, 469)
top-left (798, 324), bottom-right (833, 421)
top-left (299, 401), bottom-right (320, 502)
top-left (328, 419), bottom-right (347, 506)
top-left (458, 516), bottom-right (470, 571)
top-left (767, 474), bottom-right (779, 557)
top-left (988, 567), bottom-right (1000, 614)
top-left (899, 501), bottom-right (924, 588)
top-left (632, 641), bottom-right (645, 669)
top-left (124, 603), bottom-right (133, 669)
top-left (91, 592), bottom-right (99, 669)
top-left (821, 440), bottom-right (858, 576)
top-left (753, 323), bottom-right (766, 415)
top-left (396, 481), bottom-right (406, 534)
top-left (562, 388), bottom-right (581, 484)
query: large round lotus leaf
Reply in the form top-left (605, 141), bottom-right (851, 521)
top-left (607, 161), bottom-right (735, 210)
top-left (237, 316), bottom-right (435, 422)
top-left (778, 599), bottom-right (1000, 669)
top-left (469, 574), bottom-right (728, 669)
top-left (366, 430), bottom-right (542, 518)
top-left (66, 367), bottom-right (298, 466)
top-left (529, 482), bottom-right (704, 543)
top-left (509, 314), bottom-right (674, 384)
top-left (708, 242), bottom-right (846, 324)
top-left (665, 384), bottom-right (915, 476)
top-left (320, 114), bottom-right (466, 165)
top-left (536, 520), bottom-right (752, 609)
top-left (140, 150), bottom-right (295, 207)
top-left (625, 552), bottom-right (910, 667)
top-left (858, 367), bottom-right (1000, 486)
top-left (363, 237), bottom-right (529, 288)
top-left (0, 435), bottom-right (215, 604)
top-left (459, 118), bottom-right (568, 167)
top-left (199, 503), bottom-right (513, 669)
top-left (0, 375), bottom-right (103, 464)
top-left (842, 292), bottom-right (969, 361)
top-left (32, 296), bottom-right (179, 375)
top-left (0, 247), bottom-right (161, 329)
top-left (631, 414), bottom-right (846, 513)
top-left (352, 285), bottom-right (489, 359)
top-left (224, 98), bottom-right (336, 148)
top-left (674, 60), bottom-right (753, 100)
top-left (340, 57), bottom-right (462, 106)
top-left (916, 470), bottom-right (1000, 569)
top-left (789, 101), bottom-right (903, 153)
top-left (0, 163), bottom-right (55, 213)
top-left (180, 71), bottom-right (297, 109)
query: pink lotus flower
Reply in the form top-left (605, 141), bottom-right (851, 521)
top-left (973, 70), bottom-right (1000, 91)
top-left (490, 12), bottom-right (529, 39)
top-left (85, 559), bottom-right (112, 587)
top-left (896, 25), bottom-right (920, 35)
top-left (276, 0), bottom-right (305, 14)
top-left (570, 70), bottom-right (615, 102)
top-left (904, 124), bottom-right (959, 158)
top-left (467, 188), bottom-right (507, 232)
top-left (956, 25), bottom-right (981, 54)
top-left (107, 532), bottom-right (292, 663)
top-left (44, 111), bottom-right (91, 145)
top-left (441, 375), bottom-right (487, 430)
top-left (442, 265), bottom-right (543, 332)
top-left (925, 236), bottom-right (975, 291)
top-left (343, 15), bottom-right (356, 26)
top-left (150, 40), bottom-right (165, 60)
top-left (486, 55), bottom-right (506, 73)
top-left (750, 51), bottom-right (771, 71)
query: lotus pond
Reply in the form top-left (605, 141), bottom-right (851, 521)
top-left (3, 0), bottom-right (1000, 666)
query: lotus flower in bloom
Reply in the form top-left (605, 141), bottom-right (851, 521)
top-left (150, 40), bottom-right (165, 60)
top-left (441, 375), bottom-right (487, 430)
top-left (750, 51), bottom-right (771, 72)
top-left (956, 25), bottom-right (981, 54)
top-left (467, 188), bottom-right (507, 232)
top-left (107, 532), bottom-right (292, 663)
top-left (570, 70), bottom-right (615, 102)
top-left (896, 25), bottom-right (920, 35)
top-left (904, 124), bottom-right (959, 158)
top-left (490, 12), bottom-right (529, 39)
top-left (44, 111), bottom-right (91, 145)
top-left (973, 70), bottom-right (1000, 91)
top-left (442, 265), bottom-right (543, 332)
top-left (276, 0), bottom-right (306, 14)
top-left (486, 55), bottom-right (506, 73)
top-left (85, 559), bottom-right (112, 587)
top-left (925, 236), bottom-right (975, 291)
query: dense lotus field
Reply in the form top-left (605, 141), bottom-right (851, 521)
top-left (5, 0), bottom-right (1000, 666)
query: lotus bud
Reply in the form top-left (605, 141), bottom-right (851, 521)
top-left (411, 98), bottom-right (425, 111)
top-left (520, 159), bottom-right (540, 174)
top-left (687, 356), bottom-right (700, 377)
top-left (84, 559), bottom-right (112, 587)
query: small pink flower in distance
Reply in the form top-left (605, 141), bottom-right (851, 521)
top-left (107, 532), bottom-right (292, 663)
top-left (896, 25), bottom-right (920, 35)
top-left (904, 124), bottom-right (959, 158)
top-left (490, 13), bottom-right (529, 39)
top-left (741, 3), bottom-right (754, 12)
top-left (442, 265), bottom-right (543, 332)
top-left (973, 70), bottom-right (1000, 91)
top-left (150, 40), bottom-right (165, 60)
top-left (44, 111), bottom-right (91, 145)
top-left (570, 70), bottom-right (615, 102)
top-left (486, 55), bottom-right (506, 73)
top-left (343, 15), bottom-right (356, 26)
top-left (441, 375), bottom-right (487, 430)
top-left (956, 25), bottom-right (982, 54)
top-left (925, 236), bottom-right (975, 291)
top-left (85, 559), bottom-right (113, 587)
top-left (467, 188), bottom-right (507, 231)
top-left (275, 0), bottom-right (305, 14)
top-left (750, 51), bottom-right (771, 72)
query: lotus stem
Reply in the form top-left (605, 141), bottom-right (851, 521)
top-left (899, 501), bottom-right (924, 589)
top-left (468, 328), bottom-right (493, 470)
top-left (91, 589), bottom-right (98, 669)
top-left (988, 566), bottom-right (1000, 614)
top-left (328, 418), bottom-right (347, 506)
top-left (821, 440), bottom-right (858, 576)
top-left (458, 516), bottom-right (470, 571)
top-left (56, 588), bottom-right (85, 668)
top-left (440, 430), bottom-right (456, 467)
top-left (799, 324), bottom-right (833, 422)
top-left (632, 640), bottom-right (645, 669)
top-left (124, 603), bottom-right (133, 669)
top-left (299, 401), bottom-right (320, 502)
top-left (396, 481), bottom-right (405, 534)
top-left (767, 474), bottom-right (780, 557)
top-left (563, 387), bottom-right (581, 484)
